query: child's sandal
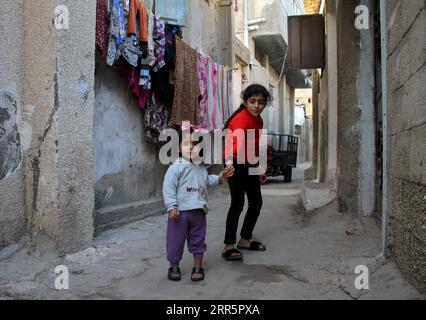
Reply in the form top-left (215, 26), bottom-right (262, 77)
top-left (168, 266), bottom-right (181, 281)
top-left (191, 267), bottom-right (205, 282)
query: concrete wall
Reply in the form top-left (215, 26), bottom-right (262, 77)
top-left (304, 70), bottom-right (319, 180)
top-left (336, 0), bottom-right (376, 216)
top-left (0, 0), bottom-right (97, 253)
top-left (314, 0), bottom-right (338, 187)
top-left (386, 0), bottom-right (426, 292)
top-left (295, 89), bottom-right (313, 163)
top-left (0, 0), bottom-right (26, 248)
top-left (185, 0), bottom-right (235, 65)
top-left (93, 57), bottom-right (166, 233)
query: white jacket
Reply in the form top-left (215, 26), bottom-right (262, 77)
top-left (163, 158), bottom-right (220, 214)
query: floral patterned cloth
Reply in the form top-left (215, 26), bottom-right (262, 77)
top-left (144, 94), bottom-right (171, 146)
top-left (152, 15), bottom-right (166, 73)
top-left (96, 0), bottom-right (109, 58)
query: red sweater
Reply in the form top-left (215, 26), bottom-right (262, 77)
top-left (224, 108), bottom-right (264, 164)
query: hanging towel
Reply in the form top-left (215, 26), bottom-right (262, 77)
top-left (171, 37), bottom-right (201, 126)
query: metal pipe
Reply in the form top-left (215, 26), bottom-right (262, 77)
top-left (248, 17), bottom-right (266, 25)
top-left (380, 0), bottom-right (389, 257)
top-left (243, 0), bottom-right (249, 47)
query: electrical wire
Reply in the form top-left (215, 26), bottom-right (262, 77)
top-left (270, 46), bottom-right (289, 86)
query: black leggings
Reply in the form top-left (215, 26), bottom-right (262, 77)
top-left (224, 164), bottom-right (263, 245)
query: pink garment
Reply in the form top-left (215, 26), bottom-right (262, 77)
top-left (196, 52), bottom-right (212, 131)
top-left (211, 63), bottom-right (219, 129)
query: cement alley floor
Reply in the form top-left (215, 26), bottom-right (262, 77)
top-left (0, 164), bottom-right (424, 300)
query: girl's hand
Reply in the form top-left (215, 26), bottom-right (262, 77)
top-left (224, 165), bottom-right (235, 178)
top-left (169, 208), bottom-right (180, 220)
top-left (218, 166), bottom-right (235, 184)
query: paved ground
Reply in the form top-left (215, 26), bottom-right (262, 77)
top-left (0, 165), bottom-right (424, 300)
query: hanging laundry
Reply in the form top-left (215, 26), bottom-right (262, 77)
top-left (165, 26), bottom-right (177, 68)
top-left (128, 0), bottom-right (148, 42)
top-left (196, 51), bottom-right (213, 131)
top-left (171, 37), bottom-right (201, 126)
top-left (96, 0), bottom-right (109, 58)
top-left (110, 0), bottom-right (126, 45)
top-left (151, 65), bottom-right (174, 106)
top-left (220, 65), bottom-right (226, 127)
top-left (210, 62), bottom-right (221, 129)
top-left (106, 0), bottom-right (126, 66)
top-left (139, 58), bottom-right (151, 89)
top-left (144, 93), bottom-right (171, 146)
top-left (116, 60), bottom-right (149, 109)
top-left (152, 15), bottom-right (166, 72)
top-left (147, 3), bottom-right (155, 60)
top-left (122, 0), bottom-right (130, 15)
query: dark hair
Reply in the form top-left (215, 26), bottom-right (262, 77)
top-left (224, 84), bottom-right (271, 129)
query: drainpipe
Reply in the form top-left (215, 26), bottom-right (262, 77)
top-left (243, 0), bottom-right (249, 47)
top-left (243, 0), bottom-right (254, 83)
top-left (379, 0), bottom-right (389, 257)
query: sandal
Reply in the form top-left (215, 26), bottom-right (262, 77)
top-left (221, 248), bottom-right (243, 261)
top-left (191, 267), bottom-right (205, 282)
top-left (237, 241), bottom-right (266, 252)
top-left (168, 266), bottom-right (181, 281)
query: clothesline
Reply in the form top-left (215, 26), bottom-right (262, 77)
top-left (96, 0), bottom-right (233, 146)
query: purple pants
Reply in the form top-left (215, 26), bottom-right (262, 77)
top-left (166, 209), bottom-right (207, 266)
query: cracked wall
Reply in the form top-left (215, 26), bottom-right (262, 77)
top-left (0, 0), bottom-right (26, 247)
top-left (1, 0), bottom-right (97, 254)
top-left (386, 0), bottom-right (426, 292)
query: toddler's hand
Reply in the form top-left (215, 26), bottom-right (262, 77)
top-left (169, 208), bottom-right (180, 220)
top-left (218, 172), bottom-right (226, 184)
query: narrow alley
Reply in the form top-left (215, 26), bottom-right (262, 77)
top-left (0, 164), bottom-right (422, 300)
top-left (1, 0), bottom-right (425, 302)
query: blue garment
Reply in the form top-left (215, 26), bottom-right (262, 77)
top-left (111, 0), bottom-right (125, 45)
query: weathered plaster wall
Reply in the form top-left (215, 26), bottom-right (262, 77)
top-left (336, 0), bottom-right (375, 216)
top-left (93, 57), bottom-right (166, 233)
top-left (386, 0), bottom-right (426, 292)
top-left (1, 0), bottom-right (33, 248)
top-left (1, 0), bottom-right (96, 253)
top-left (184, 0), bottom-right (235, 66)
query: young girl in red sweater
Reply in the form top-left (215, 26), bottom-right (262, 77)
top-left (222, 84), bottom-right (272, 261)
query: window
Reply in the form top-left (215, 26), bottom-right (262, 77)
top-left (155, 0), bottom-right (188, 26)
